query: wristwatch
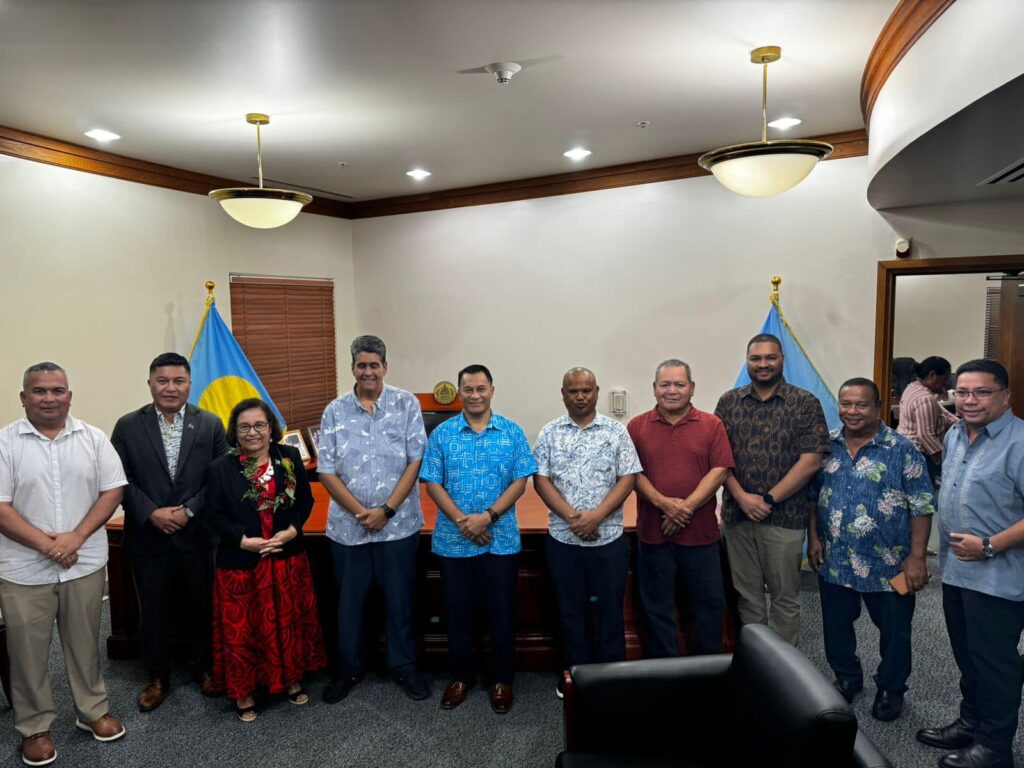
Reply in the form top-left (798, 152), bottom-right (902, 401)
top-left (982, 537), bottom-right (997, 559)
top-left (381, 503), bottom-right (396, 519)
top-left (487, 507), bottom-right (500, 524)
top-left (762, 493), bottom-right (776, 507)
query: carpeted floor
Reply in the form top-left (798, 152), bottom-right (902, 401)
top-left (3, 555), bottom-right (1022, 767)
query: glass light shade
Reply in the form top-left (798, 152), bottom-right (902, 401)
top-left (208, 188), bottom-right (313, 229)
top-left (698, 140), bottom-right (833, 197)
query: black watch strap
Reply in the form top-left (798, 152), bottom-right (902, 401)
top-left (762, 493), bottom-right (776, 507)
top-left (382, 503), bottom-right (396, 519)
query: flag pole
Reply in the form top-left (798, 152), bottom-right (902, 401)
top-left (190, 281), bottom-right (216, 358)
top-left (769, 275), bottom-right (832, 391)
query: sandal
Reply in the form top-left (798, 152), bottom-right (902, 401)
top-left (287, 686), bottom-right (309, 705)
top-left (235, 701), bottom-right (258, 722)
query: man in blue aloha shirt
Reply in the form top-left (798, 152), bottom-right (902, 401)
top-left (808, 377), bottom-right (934, 723)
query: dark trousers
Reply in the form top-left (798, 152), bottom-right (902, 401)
top-left (131, 547), bottom-right (213, 679)
top-left (943, 583), bottom-right (1024, 754)
top-left (440, 553), bottom-right (519, 685)
top-left (545, 535), bottom-right (628, 669)
top-left (637, 540), bottom-right (725, 657)
top-left (818, 578), bottom-right (915, 693)
top-left (330, 535), bottom-right (418, 676)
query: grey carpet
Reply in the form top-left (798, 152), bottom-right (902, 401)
top-left (3, 556), bottom-right (1022, 767)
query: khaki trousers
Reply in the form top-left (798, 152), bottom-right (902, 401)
top-left (0, 567), bottom-right (109, 736)
top-left (724, 520), bottom-right (804, 645)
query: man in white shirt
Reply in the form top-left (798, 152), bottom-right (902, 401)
top-left (0, 363), bottom-right (127, 767)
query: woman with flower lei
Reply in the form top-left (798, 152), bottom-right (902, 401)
top-left (204, 398), bottom-right (326, 722)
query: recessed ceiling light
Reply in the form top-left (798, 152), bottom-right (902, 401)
top-left (563, 147), bottom-right (592, 161)
top-left (83, 128), bottom-right (121, 142)
top-left (406, 169), bottom-right (431, 180)
top-left (767, 117), bottom-right (802, 130)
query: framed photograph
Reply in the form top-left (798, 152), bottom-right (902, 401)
top-left (307, 426), bottom-right (322, 458)
top-left (281, 429), bottom-right (311, 462)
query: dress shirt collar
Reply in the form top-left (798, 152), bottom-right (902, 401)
top-left (950, 406), bottom-right (1014, 441)
top-left (154, 403), bottom-right (186, 422)
top-left (454, 411), bottom-right (501, 432)
top-left (645, 404), bottom-right (700, 425)
top-left (738, 377), bottom-right (795, 404)
top-left (17, 414), bottom-right (83, 439)
top-left (552, 413), bottom-right (606, 431)
top-left (832, 423), bottom-right (892, 452)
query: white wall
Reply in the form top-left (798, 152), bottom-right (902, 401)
top-left (352, 156), bottom-right (894, 440)
top-left (893, 273), bottom-right (988, 369)
top-left (0, 155), bottom-right (356, 434)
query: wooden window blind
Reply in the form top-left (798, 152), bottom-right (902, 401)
top-left (229, 276), bottom-right (337, 430)
top-left (985, 286), bottom-right (1001, 360)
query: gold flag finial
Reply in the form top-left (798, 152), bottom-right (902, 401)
top-left (205, 281), bottom-right (216, 295)
top-left (771, 275), bottom-right (782, 293)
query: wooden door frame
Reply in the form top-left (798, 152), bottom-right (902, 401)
top-left (874, 254), bottom-right (1024, 424)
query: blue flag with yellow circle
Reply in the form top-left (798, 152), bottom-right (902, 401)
top-left (188, 299), bottom-right (286, 429)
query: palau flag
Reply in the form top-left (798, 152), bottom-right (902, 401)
top-left (188, 295), bottom-right (286, 429)
top-left (734, 279), bottom-right (841, 432)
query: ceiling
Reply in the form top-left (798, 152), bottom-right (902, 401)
top-left (0, 0), bottom-right (896, 202)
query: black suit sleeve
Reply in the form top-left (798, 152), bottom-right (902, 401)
top-left (111, 415), bottom-right (160, 527)
top-left (204, 459), bottom-right (246, 549)
top-left (288, 448), bottom-right (314, 532)
top-left (182, 416), bottom-right (230, 519)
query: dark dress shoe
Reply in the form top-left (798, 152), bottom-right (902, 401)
top-left (322, 673), bottom-right (362, 704)
top-left (917, 718), bottom-right (976, 750)
top-left (871, 689), bottom-right (903, 721)
top-left (490, 682), bottom-right (513, 714)
top-left (440, 681), bottom-right (472, 710)
top-left (833, 678), bottom-right (862, 703)
top-left (197, 671), bottom-right (224, 698)
top-left (394, 670), bottom-right (430, 701)
top-left (938, 743), bottom-right (1012, 768)
top-left (137, 679), bottom-right (169, 712)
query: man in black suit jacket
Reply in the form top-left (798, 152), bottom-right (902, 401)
top-left (111, 352), bottom-right (228, 711)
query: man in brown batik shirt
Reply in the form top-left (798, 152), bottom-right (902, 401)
top-left (714, 333), bottom-right (830, 645)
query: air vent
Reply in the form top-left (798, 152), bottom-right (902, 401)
top-left (250, 177), bottom-right (354, 200)
top-left (978, 156), bottom-right (1024, 185)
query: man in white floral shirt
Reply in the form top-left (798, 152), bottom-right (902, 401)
top-left (808, 377), bottom-right (934, 723)
top-left (534, 368), bottom-right (641, 698)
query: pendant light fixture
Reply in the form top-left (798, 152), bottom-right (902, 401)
top-left (698, 47), bottom-right (833, 197)
top-left (209, 113), bottom-right (313, 229)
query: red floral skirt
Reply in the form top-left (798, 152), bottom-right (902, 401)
top-left (212, 552), bottom-right (327, 700)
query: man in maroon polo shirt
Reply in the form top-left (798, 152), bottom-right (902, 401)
top-left (627, 358), bottom-right (735, 656)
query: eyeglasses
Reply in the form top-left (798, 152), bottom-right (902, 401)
top-left (237, 422), bottom-right (270, 434)
top-left (952, 389), bottom-right (1005, 401)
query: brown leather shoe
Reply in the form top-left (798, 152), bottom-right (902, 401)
top-left (490, 682), bottom-right (513, 714)
top-left (21, 732), bottom-right (56, 766)
top-left (198, 671), bottom-right (225, 698)
top-left (75, 713), bottom-right (125, 742)
top-left (440, 680), bottom-right (472, 710)
top-left (138, 678), bottom-right (169, 711)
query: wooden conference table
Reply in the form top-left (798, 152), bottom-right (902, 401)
top-left (105, 479), bottom-right (738, 671)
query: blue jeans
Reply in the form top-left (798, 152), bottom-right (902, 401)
top-left (818, 577), bottom-right (915, 693)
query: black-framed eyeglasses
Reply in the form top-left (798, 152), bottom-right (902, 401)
top-left (237, 422), bottom-right (270, 434)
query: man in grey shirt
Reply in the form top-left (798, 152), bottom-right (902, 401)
top-left (916, 360), bottom-right (1024, 768)
top-left (318, 335), bottom-right (429, 704)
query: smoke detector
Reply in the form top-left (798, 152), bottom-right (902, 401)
top-left (484, 62), bottom-right (522, 85)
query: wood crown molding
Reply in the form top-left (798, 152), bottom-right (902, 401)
top-left (0, 124), bottom-right (865, 221)
top-left (347, 130), bottom-right (867, 219)
top-left (860, 0), bottom-right (957, 128)
top-left (0, 125), bottom-right (353, 219)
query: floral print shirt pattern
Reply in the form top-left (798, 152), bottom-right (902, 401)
top-left (814, 424), bottom-right (935, 592)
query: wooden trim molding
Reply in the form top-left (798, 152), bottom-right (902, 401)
top-left (0, 125), bottom-right (353, 219)
top-left (1, 123), bottom-right (865, 221)
top-left (873, 254), bottom-right (1024, 426)
top-left (861, 0), bottom-right (957, 128)
top-left (347, 130), bottom-right (868, 219)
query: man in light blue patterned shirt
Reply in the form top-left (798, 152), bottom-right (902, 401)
top-left (420, 364), bottom-right (537, 714)
top-left (807, 378), bottom-right (933, 723)
top-left (318, 335), bottom-right (429, 704)
top-left (916, 360), bottom-right (1024, 768)
top-left (534, 368), bottom-right (640, 696)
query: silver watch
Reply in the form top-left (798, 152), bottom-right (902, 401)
top-left (982, 537), bottom-right (997, 559)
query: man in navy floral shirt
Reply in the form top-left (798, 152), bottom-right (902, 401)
top-left (808, 377), bottom-right (934, 722)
